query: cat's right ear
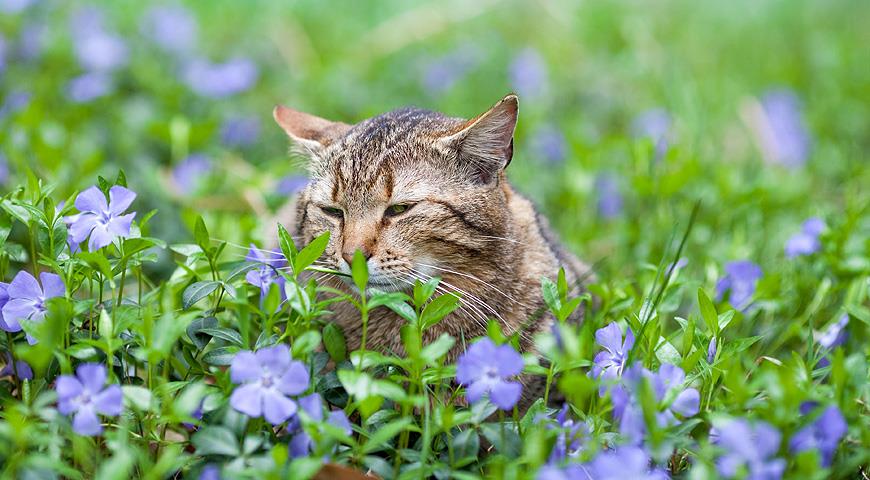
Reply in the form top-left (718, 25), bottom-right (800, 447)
top-left (273, 105), bottom-right (350, 155)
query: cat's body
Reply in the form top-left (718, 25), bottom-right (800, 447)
top-left (272, 95), bottom-right (590, 407)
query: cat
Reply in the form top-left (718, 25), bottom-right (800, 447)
top-left (271, 94), bottom-right (591, 407)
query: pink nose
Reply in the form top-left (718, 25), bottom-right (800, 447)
top-left (342, 247), bottom-right (372, 265)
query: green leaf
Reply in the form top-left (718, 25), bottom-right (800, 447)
top-left (202, 346), bottom-right (240, 366)
top-left (362, 417), bottom-right (413, 454)
top-left (78, 252), bottom-right (114, 280)
top-left (198, 327), bottom-right (244, 347)
top-left (292, 330), bottom-right (321, 358)
top-left (192, 426), bottom-right (240, 456)
top-left (187, 316), bottom-right (219, 349)
top-left (351, 250), bottom-right (368, 291)
top-left (698, 287), bottom-right (718, 335)
top-left (655, 337), bottom-right (682, 365)
top-left (277, 223), bottom-right (298, 267)
top-left (420, 333), bottom-right (455, 366)
top-left (99, 308), bottom-right (113, 338)
top-left (182, 281), bottom-right (220, 309)
top-left (541, 277), bottom-right (561, 314)
top-left (323, 323), bottom-right (347, 363)
top-left (294, 231), bottom-right (330, 274)
top-left (122, 385), bottom-right (154, 411)
top-left (194, 216), bottom-right (210, 253)
top-left (419, 293), bottom-right (460, 329)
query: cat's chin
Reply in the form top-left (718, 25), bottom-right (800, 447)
top-left (337, 275), bottom-right (410, 294)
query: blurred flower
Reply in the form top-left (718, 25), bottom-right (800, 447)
top-left (0, 154), bottom-right (8, 185)
top-left (0, 34), bottom-right (6, 74)
top-left (707, 337), bottom-right (717, 363)
top-left (529, 123), bottom-right (567, 164)
top-left (70, 7), bottom-right (128, 72)
top-left (510, 48), bottom-right (548, 99)
top-left (536, 464), bottom-right (585, 480)
top-left (229, 344), bottom-right (309, 425)
top-left (288, 393), bottom-right (353, 458)
top-left (632, 108), bottom-right (671, 161)
top-left (421, 47), bottom-right (479, 93)
top-left (68, 185), bottom-right (137, 251)
top-left (785, 217), bottom-right (826, 258)
top-left (183, 57), bottom-right (258, 98)
top-left (220, 116), bottom-right (261, 147)
top-left (545, 404), bottom-right (590, 463)
top-left (591, 323), bottom-right (634, 387)
top-left (818, 314), bottom-right (848, 350)
top-left (199, 465), bottom-right (220, 480)
top-left (141, 5), bottom-right (198, 54)
top-left (18, 23), bottom-right (47, 60)
top-left (756, 89), bottom-right (811, 168)
top-left (594, 172), bottom-right (623, 219)
top-left (715, 260), bottom-right (762, 311)
top-left (1, 271), bottom-right (65, 344)
top-left (456, 338), bottom-right (523, 410)
top-left (790, 405), bottom-right (846, 467)
top-left (0, 0), bottom-right (37, 13)
top-left (275, 175), bottom-right (308, 196)
top-left (1, 351), bottom-right (33, 379)
top-left (172, 153), bottom-right (212, 191)
top-left (245, 245), bottom-right (287, 302)
top-left (66, 72), bottom-right (114, 103)
top-left (582, 446), bottom-right (669, 480)
top-left (0, 90), bottom-right (32, 120)
top-left (714, 419), bottom-right (785, 480)
top-left (56, 363), bottom-right (123, 436)
top-left (647, 363), bottom-right (700, 424)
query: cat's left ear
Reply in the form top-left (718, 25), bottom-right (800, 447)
top-left (273, 105), bottom-right (350, 155)
top-left (438, 94), bottom-right (518, 184)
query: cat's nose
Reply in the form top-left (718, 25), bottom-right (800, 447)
top-left (342, 248), bottom-right (372, 266)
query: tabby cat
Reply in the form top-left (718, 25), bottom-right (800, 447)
top-left (272, 94), bottom-right (590, 407)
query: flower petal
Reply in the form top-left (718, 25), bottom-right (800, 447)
top-left (72, 406), bottom-right (102, 436)
top-left (93, 384), bottom-right (123, 415)
top-left (75, 186), bottom-right (109, 214)
top-left (261, 390), bottom-right (297, 425)
top-left (255, 344), bottom-right (291, 373)
top-left (489, 380), bottom-right (522, 410)
top-left (229, 383), bottom-right (263, 418)
top-left (7, 270), bottom-right (41, 300)
top-left (595, 323), bottom-right (623, 354)
top-left (56, 375), bottom-right (84, 407)
top-left (277, 361), bottom-right (310, 396)
top-left (108, 185), bottom-right (137, 215)
top-left (494, 344), bottom-right (524, 377)
top-left (465, 380), bottom-right (489, 404)
top-left (328, 410), bottom-right (353, 435)
top-left (68, 213), bottom-right (99, 243)
top-left (1, 298), bottom-right (36, 331)
top-left (754, 422), bottom-right (782, 459)
top-left (87, 224), bottom-right (114, 251)
top-left (230, 351), bottom-right (260, 383)
top-left (671, 388), bottom-right (700, 417)
top-left (76, 363), bottom-right (107, 393)
top-left (39, 272), bottom-right (65, 299)
top-left (297, 393), bottom-right (323, 421)
top-left (106, 212), bottom-right (135, 238)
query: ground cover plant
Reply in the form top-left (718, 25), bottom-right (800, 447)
top-left (1, 0), bottom-right (869, 479)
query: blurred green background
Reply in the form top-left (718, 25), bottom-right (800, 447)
top-left (2, 0), bottom-right (868, 285)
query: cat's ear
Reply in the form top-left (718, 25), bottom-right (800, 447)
top-left (273, 105), bottom-right (350, 154)
top-left (438, 94), bottom-right (518, 184)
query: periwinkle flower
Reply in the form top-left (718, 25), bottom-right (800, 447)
top-left (545, 404), bottom-right (590, 463)
top-left (141, 5), bottom-right (198, 54)
top-left (591, 323), bottom-right (634, 388)
top-left (510, 48), bottom-right (548, 100)
top-left (789, 405), bottom-right (847, 467)
top-left (536, 464), bottom-right (585, 480)
top-left (0, 154), bottom-right (8, 185)
top-left (69, 7), bottom-right (128, 72)
top-left (199, 465), bottom-right (220, 480)
top-left (18, 23), bottom-right (47, 60)
top-left (245, 245), bottom-right (287, 301)
top-left (183, 57), bottom-right (258, 98)
top-left (0, 34), bottom-right (6, 74)
top-left (1, 352), bottom-right (33, 379)
top-left (647, 363), bottom-right (700, 424)
top-left (529, 123), bottom-right (567, 164)
top-left (275, 175), bottom-right (308, 196)
top-left (421, 47), bottom-right (479, 93)
top-left (220, 116), bottom-right (261, 147)
top-left (715, 260), bottom-right (762, 311)
top-left (757, 89), bottom-right (811, 169)
top-left (714, 419), bottom-right (786, 480)
top-left (582, 446), bottom-right (669, 480)
top-left (66, 72), bottom-right (114, 103)
top-left (632, 108), bottom-right (671, 161)
top-left (785, 217), bottom-right (826, 258)
top-left (229, 344), bottom-right (309, 425)
top-left (0, 0), bottom-right (37, 13)
top-left (172, 153), bottom-right (212, 191)
top-left (288, 393), bottom-right (353, 458)
top-left (56, 363), bottom-right (123, 436)
top-left (594, 172), bottom-right (623, 219)
top-left (1, 271), bottom-right (65, 344)
top-left (818, 314), bottom-right (848, 350)
top-left (456, 338), bottom-right (524, 410)
top-left (0, 90), bottom-right (31, 120)
top-left (707, 337), bottom-right (718, 363)
top-left (67, 185), bottom-right (137, 251)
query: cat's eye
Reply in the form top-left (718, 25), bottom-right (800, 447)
top-left (384, 203), bottom-right (413, 217)
top-left (321, 206), bottom-right (344, 218)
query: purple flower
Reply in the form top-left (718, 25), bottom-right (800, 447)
top-left (818, 314), bottom-right (848, 350)
top-left (714, 419), bottom-right (785, 480)
top-left (591, 323), bottom-right (634, 388)
top-left (275, 175), bottom-right (308, 196)
top-left (647, 363), bottom-right (700, 423)
top-left (421, 47), bottom-right (479, 93)
top-left (66, 72), bottom-right (114, 103)
top-left (245, 245), bottom-right (288, 303)
top-left (183, 57), bottom-right (258, 98)
top-left (288, 393), bottom-right (353, 458)
top-left (1, 352), bottom-right (33, 380)
top-left (535, 464), bottom-right (585, 480)
top-left (67, 185), bottom-right (137, 251)
top-left (0, 90), bottom-right (31, 121)
top-left (229, 344), bottom-right (309, 425)
top-left (1, 271), bottom-right (65, 344)
top-left (582, 446), bottom-right (669, 480)
top-left (18, 23), bottom-right (47, 61)
top-left (545, 404), bottom-right (590, 463)
top-left (510, 48), bottom-right (548, 99)
top-left (529, 124), bottom-right (567, 164)
top-left (785, 217), bottom-right (826, 258)
top-left (456, 338), bottom-right (524, 410)
top-left (172, 154), bottom-right (212, 192)
top-left (756, 89), bottom-right (811, 168)
top-left (56, 363), bottom-right (123, 436)
top-left (220, 116), bottom-right (261, 147)
top-left (141, 5), bottom-right (198, 54)
top-left (632, 108), bottom-right (671, 161)
top-left (789, 405), bottom-right (847, 467)
top-left (0, 154), bottom-right (8, 185)
top-left (0, 0), bottom-right (37, 13)
top-left (69, 7), bottom-right (128, 72)
top-left (199, 465), bottom-right (220, 480)
top-left (707, 337), bottom-right (717, 363)
top-left (715, 260), bottom-right (762, 311)
top-left (594, 172), bottom-right (623, 219)
top-left (0, 34), bottom-right (6, 74)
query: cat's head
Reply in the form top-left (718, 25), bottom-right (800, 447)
top-left (273, 95), bottom-right (519, 292)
